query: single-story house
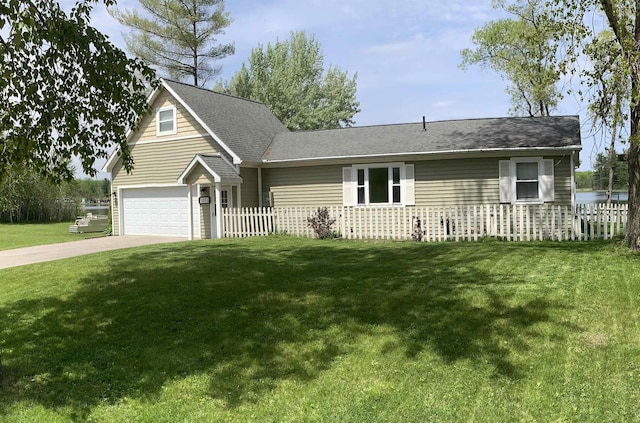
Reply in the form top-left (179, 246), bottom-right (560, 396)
top-left (104, 79), bottom-right (582, 239)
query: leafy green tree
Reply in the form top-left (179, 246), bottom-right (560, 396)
top-left (76, 179), bottom-right (104, 201)
top-left (547, 0), bottom-right (640, 249)
top-left (216, 31), bottom-right (360, 130)
top-left (0, 173), bottom-right (112, 223)
top-left (575, 171), bottom-right (594, 190)
top-left (585, 30), bottom-right (630, 204)
top-left (102, 178), bottom-right (111, 198)
top-left (0, 0), bottom-right (155, 183)
top-left (592, 152), bottom-right (628, 191)
top-left (0, 169), bottom-right (79, 223)
top-left (460, 0), bottom-right (562, 116)
top-left (110, 0), bottom-right (234, 86)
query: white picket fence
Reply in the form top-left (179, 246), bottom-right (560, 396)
top-left (221, 204), bottom-right (629, 242)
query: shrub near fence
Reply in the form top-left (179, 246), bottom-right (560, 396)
top-left (221, 204), bottom-right (629, 242)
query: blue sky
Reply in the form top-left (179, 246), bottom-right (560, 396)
top-left (63, 0), bottom-right (605, 176)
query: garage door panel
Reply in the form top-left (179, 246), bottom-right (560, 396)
top-left (122, 187), bottom-right (190, 237)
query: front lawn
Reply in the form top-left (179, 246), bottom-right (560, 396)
top-left (0, 222), bottom-right (105, 251)
top-left (0, 237), bottom-right (639, 421)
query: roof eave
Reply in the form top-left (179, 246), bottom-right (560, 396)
top-left (177, 154), bottom-right (243, 185)
top-left (161, 79), bottom-right (243, 165)
top-left (262, 145), bottom-right (583, 165)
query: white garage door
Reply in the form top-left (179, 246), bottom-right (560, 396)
top-left (122, 187), bottom-right (190, 237)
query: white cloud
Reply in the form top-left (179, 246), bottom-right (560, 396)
top-left (51, 0), bottom-right (594, 171)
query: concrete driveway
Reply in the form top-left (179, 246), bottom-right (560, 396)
top-left (0, 236), bottom-right (188, 270)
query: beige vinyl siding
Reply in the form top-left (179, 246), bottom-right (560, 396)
top-left (198, 186), bottom-right (211, 238)
top-left (130, 90), bottom-right (204, 144)
top-left (415, 155), bottom-right (571, 207)
top-left (201, 203), bottom-right (211, 238)
top-left (110, 87), bottom-right (220, 235)
top-left (240, 167), bottom-right (259, 207)
top-left (112, 85), bottom-right (221, 187)
top-left (112, 199), bottom-right (120, 236)
top-left (260, 156), bottom-right (573, 210)
top-left (263, 165), bottom-right (343, 207)
top-left (413, 158), bottom-right (500, 206)
top-left (264, 160), bottom-right (498, 208)
top-left (414, 156), bottom-right (572, 207)
top-left (185, 163), bottom-right (216, 185)
top-left (550, 156), bottom-right (572, 205)
top-left (112, 137), bottom-right (219, 186)
top-left (229, 186), bottom-right (237, 208)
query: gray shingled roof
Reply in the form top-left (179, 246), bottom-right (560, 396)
top-left (263, 116), bottom-right (582, 162)
top-left (164, 79), bottom-right (289, 163)
top-left (197, 154), bottom-right (242, 181)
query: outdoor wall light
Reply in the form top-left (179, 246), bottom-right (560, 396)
top-left (111, 191), bottom-right (117, 199)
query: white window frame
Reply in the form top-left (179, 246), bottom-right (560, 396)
top-left (513, 157), bottom-right (543, 204)
top-left (220, 186), bottom-right (233, 209)
top-left (156, 106), bottom-right (177, 136)
top-left (352, 162), bottom-right (406, 206)
top-left (500, 157), bottom-right (554, 204)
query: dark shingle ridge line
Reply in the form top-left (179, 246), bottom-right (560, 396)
top-left (160, 78), bottom-right (269, 106)
top-left (280, 115), bottom-right (581, 134)
top-left (263, 115), bottom-right (581, 162)
top-left (162, 78), bottom-right (577, 133)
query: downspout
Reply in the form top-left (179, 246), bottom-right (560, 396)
top-left (214, 182), bottom-right (222, 239)
top-left (117, 187), bottom-right (124, 236)
top-left (187, 184), bottom-right (193, 240)
top-left (109, 181), bottom-right (115, 235)
top-left (571, 151), bottom-right (576, 210)
top-left (571, 151), bottom-right (578, 237)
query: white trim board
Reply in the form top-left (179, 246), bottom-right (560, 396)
top-left (129, 133), bottom-right (211, 146)
top-left (161, 80), bottom-right (243, 165)
top-left (262, 146), bottom-right (582, 165)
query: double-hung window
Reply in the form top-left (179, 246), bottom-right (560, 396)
top-left (499, 157), bottom-right (554, 204)
top-left (344, 163), bottom-right (414, 206)
top-left (156, 106), bottom-right (177, 136)
top-left (515, 161), bottom-right (539, 201)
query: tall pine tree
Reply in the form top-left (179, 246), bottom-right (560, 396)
top-left (110, 0), bottom-right (234, 86)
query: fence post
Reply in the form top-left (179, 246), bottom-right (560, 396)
top-left (217, 204), bottom-right (628, 242)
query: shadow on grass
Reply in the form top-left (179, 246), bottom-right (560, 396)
top-left (0, 238), bottom-right (586, 418)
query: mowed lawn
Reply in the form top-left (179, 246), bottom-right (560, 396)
top-left (0, 222), bottom-right (104, 251)
top-left (1, 237), bottom-right (639, 422)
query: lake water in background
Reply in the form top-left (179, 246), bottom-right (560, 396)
top-left (576, 191), bottom-right (628, 204)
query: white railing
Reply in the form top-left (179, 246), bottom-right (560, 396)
top-left (221, 204), bottom-right (629, 242)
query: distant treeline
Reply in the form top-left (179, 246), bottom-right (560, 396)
top-left (576, 152), bottom-right (629, 191)
top-left (0, 169), bottom-right (110, 223)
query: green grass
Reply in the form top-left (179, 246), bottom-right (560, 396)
top-left (1, 237), bottom-right (639, 422)
top-left (0, 222), bottom-right (105, 250)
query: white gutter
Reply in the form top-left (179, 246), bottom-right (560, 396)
top-left (262, 145), bottom-right (583, 164)
top-left (571, 151), bottom-right (576, 210)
